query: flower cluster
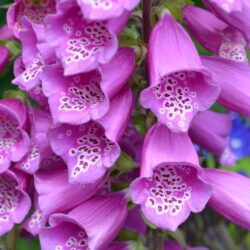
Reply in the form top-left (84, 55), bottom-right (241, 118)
top-left (0, 0), bottom-right (250, 249)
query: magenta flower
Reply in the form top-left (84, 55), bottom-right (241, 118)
top-left (183, 5), bottom-right (248, 64)
top-left (124, 206), bottom-right (146, 240)
top-left (0, 170), bottom-right (31, 236)
top-left (7, 0), bottom-right (56, 38)
top-left (44, 0), bottom-right (130, 76)
top-left (140, 13), bottom-right (220, 132)
top-left (119, 123), bottom-right (143, 163)
top-left (0, 24), bottom-right (15, 40)
top-left (39, 192), bottom-right (128, 250)
top-left (204, 168), bottom-right (250, 230)
top-left (189, 110), bottom-right (236, 166)
top-left (41, 48), bottom-right (135, 124)
top-left (201, 56), bottom-right (250, 117)
top-left (0, 99), bottom-right (30, 173)
top-left (203, 0), bottom-right (250, 49)
top-left (31, 165), bottom-right (105, 233)
top-left (0, 46), bottom-right (9, 74)
top-left (48, 86), bottom-right (133, 184)
top-left (107, 241), bottom-right (137, 250)
top-left (76, 0), bottom-right (140, 20)
top-left (130, 123), bottom-right (211, 231)
top-left (15, 108), bottom-right (53, 174)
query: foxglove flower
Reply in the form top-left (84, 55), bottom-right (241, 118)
top-left (189, 110), bottom-right (236, 166)
top-left (130, 123), bottom-right (211, 231)
top-left (45, 0), bottom-right (130, 76)
top-left (164, 240), bottom-right (208, 250)
top-left (0, 99), bottom-right (30, 173)
top-left (39, 192), bottom-right (128, 250)
top-left (32, 165), bottom-right (105, 233)
top-left (0, 46), bottom-right (9, 74)
top-left (12, 19), bottom-right (48, 106)
top-left (204, 168), bottom-right (250, 230)
top-left (203, 0), bottom-right (250, 49)
top-left (201, 56), bottom-right (250, 117)
top-left (15, 108), bottom-right (53, 174)
top-left (7, 0), bottom-right (56, 38)
top-left (23, 194), bottom-right (45, 236)
top-left (76, 0), bottom-right (140, 20)
top-left (183, 5), bottom-right (248, 63)
top-left (48, 86), bottom-right (133, 184)
top-left (119, 123), bottom-right (143, 163)
top-left (140, 13), bottom-right (220, 132)
top-left (124, 206), bottom-right (146, 240)
top-left (42, 48), bottom-right (135, 124)
top-left (107, 241), bottom-right (139, 250)
top-left (0, 24), bottom-right (15, 40)
top-left (0, 170), bottom-right (31, 236)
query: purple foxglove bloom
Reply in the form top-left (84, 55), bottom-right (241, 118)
top-left (39, 192), bottom-right (128, 250)
top-left (201, 56), bottom-right (250, 117)
top-left (41, 48), bottom-right (135, 124)
top-left (48, 86), bottom-right (133, 184)
top-left (119, 123), bottom-right (143, 163)
top-left (0, 46), bottom-right (9, 74)
top-left (183, 5), bottom-right (248, 64)
top-left (203, 0), bottom-right (250, 49)
top-left (44, 0), bottom-right (130, 76)
top-left (124, 206), bottom-right (146, 240)
top-left (0, 25), bottom-right (15, 40)
top-left (0, 170), bottom-right (31, 236)
top-left (189, 110), bottom-right (236, 166)
top-left (76, 0), bottom-right (140, 20)
top-left (204, 168), bottom-right (250, 230)
top-left (130, 123), bottom-right (211, 231)
top-left (23, 193), bottom-right (45, 236)
top-left (0, 99), bottom-right (30, 173)
top-left (15, 108), bottom-right (53, 174)
top-left (32, 165), bottom-right (105, 234)
top-left (140, 13), bottom-right (220, 132)
top-left (13, 19), bottom-right (45, 92)
top-left (164, 240), bottom-right (208, 250)
top-left (7, 0), bottom-right (56, 38)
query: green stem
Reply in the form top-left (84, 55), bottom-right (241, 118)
top-left (6, 227), bottom-right (17, 250)
top-left (142, 0), bottom-right (152, 43)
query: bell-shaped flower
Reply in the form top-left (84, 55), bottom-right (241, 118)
top-left (31, 164), bottom-right (105, 234)
top-left (76, 0), bottom-right (140, 20)
top-left (203, 0), bottom-right (250, 49)
top-left (183, 5), bottom-right (248, 64)
top-left (204, 168), bottom-right (250, 230)
top-left (124, 206), bottom-right (146, 240)
top-left (7, 0), bottom-right (56, 38)
top-left (119, 123), bottom-right (143, 163)
top-left (201, 56), bottom-right (250, 117)
top-left (130, 123), bottom-right (212, 231)
top-left (15, 108), bottom-right (54, 174)
top-left (41, 47), bottom-right (135, 125)
top-left (23, 193), bottom-right (45, 236)
top-left (48, 86), bottom-right (133, 184)
top-left (189, 110), bottom-right (236, 166)
top-left (0, 46), bottom-right (9, 74)
top-left (140, 13), bottom-right (220, 133)
top-left (39, 192), bottom-right (128, 250)
top-left (0, 170), bottom-right (31, 236)
top-left (0, 99), bottom-right (30, 173)
top-left (44, 0), bottom-right (130, 76)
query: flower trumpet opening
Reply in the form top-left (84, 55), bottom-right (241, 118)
top-left (140, 70), bottom-right (219, 132)
top-left (40, 220), bottom-right (88, 250)
top-left (130, 163), bottom-right (211, 231)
